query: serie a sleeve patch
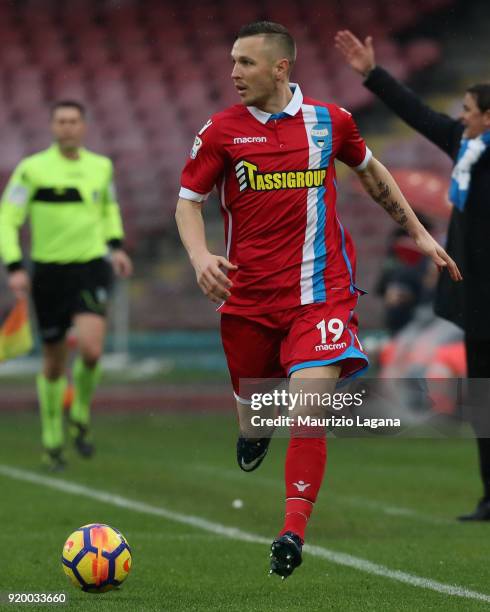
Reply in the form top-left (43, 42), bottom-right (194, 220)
top-left (7, 184), bottom-right (29, 207)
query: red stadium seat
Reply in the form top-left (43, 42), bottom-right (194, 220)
top-left (384, 2), bottom-right (419, 32)
top-left (0, 129), bottom-right (25, 170)
top-left (31, 43), bottom-right (68, 69)
top-left (0, 28), bottom-right (23, 47)
top-left (340, 1), bottom-right (380, 34)
top-left (0, 0), bottom-right (455, 243)
top-left (72, 28), bottom-right (107, 46)
top-left (1, 45), bottom-right (29, 68)
top-left (76, 46), bottom-right (114, 68)
top-left (221, 2), bottom-right (261, 31)
top-left (404, 39), bottom-right (442, 72)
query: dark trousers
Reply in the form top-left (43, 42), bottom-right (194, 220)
top-left (465, 336), bottom-right (490, 499)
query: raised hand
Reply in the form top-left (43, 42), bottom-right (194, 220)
top-left (334, 30), bottom-right (376, 77)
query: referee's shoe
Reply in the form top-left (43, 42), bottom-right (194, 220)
top-left (42, 447), bottom-right (66, 472)
top-left (69, 420), bottom-right (95, 458)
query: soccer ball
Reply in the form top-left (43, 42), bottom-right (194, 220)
top-left (62, 523), bottom-right (132, 593)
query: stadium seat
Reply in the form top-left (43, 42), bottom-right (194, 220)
top-left (0, 129), bottom-right (26, 170)
top-left (0, 0), bottom-right (456, 254)
top-left (1, 45), bottom-right (29, 69)
top-left (404, 39), bottom-right (442, 72)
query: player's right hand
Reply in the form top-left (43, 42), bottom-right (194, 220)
top-left (192, 252), bottom-right (238, 303)
top-left (8, 269), bottom-right (31, 300)
top-left (334, 30), bottom-right (376, 77)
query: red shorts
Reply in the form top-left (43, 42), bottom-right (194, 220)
top-left (220, 288), bottom-right (368, 400)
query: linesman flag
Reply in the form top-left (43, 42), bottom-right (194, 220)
top-left (0, 298), bottom-right (33, 362)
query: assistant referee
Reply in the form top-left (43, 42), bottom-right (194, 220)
top-left (0, 100), bottom-right (133, 470)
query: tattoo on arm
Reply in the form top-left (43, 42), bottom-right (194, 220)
top-left (367, 180), bottom-right (408, 228)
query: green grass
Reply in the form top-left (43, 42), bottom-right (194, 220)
top-left (1, 412), bottom-right (489, 611)
top-left (0, 365), bottom-right (230, 386)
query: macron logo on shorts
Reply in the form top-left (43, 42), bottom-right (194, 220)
top-left (314, 341), bottom-right (347, 352)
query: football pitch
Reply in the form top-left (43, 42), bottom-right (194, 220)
top-left (1, 410), bottom-right (490, 611)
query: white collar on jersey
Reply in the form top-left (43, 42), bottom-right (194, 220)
top-left (246, 83), bottom-right (303, 124)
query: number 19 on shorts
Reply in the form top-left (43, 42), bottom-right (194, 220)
top-left (316, 318), bottom-right (344, 344)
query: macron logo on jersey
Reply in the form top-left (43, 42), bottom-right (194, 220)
top-left (233, 136), bottom-right (267, 144)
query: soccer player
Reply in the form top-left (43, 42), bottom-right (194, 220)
top-left (335, 30), bottom-right (490, 521)
top-left (0, 100), bottom-right (133, 471)
top-left (176, 22), bottom-right (461, 577)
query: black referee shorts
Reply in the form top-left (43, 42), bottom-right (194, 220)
top-left (31, 258), bottom-right (114, 344)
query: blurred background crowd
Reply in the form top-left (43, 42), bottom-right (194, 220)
top-left (1, 0), bottom-right (488, 403)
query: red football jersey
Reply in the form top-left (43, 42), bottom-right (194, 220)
top-left (179, 84), bottom-right (371, 314)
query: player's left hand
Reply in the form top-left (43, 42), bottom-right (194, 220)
top-left (111, 249), bottom-right (133, 278)
top-left (412, 231), bottom-right (462, 282)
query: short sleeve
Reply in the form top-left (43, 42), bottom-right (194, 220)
top-left (102, 160), bottom-right (124, 242)
top-left (179, 118), bottom-right (226, 202)
top-left (336, 108), bottom-right (372, 171)
top-left (104, 160), bottom-right (118, 206)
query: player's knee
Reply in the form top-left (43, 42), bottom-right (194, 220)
top-left (80, 345), bottom-right (103, 367)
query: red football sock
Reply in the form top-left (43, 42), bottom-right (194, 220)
top-left (280, 433), bottom-right (327, 543)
